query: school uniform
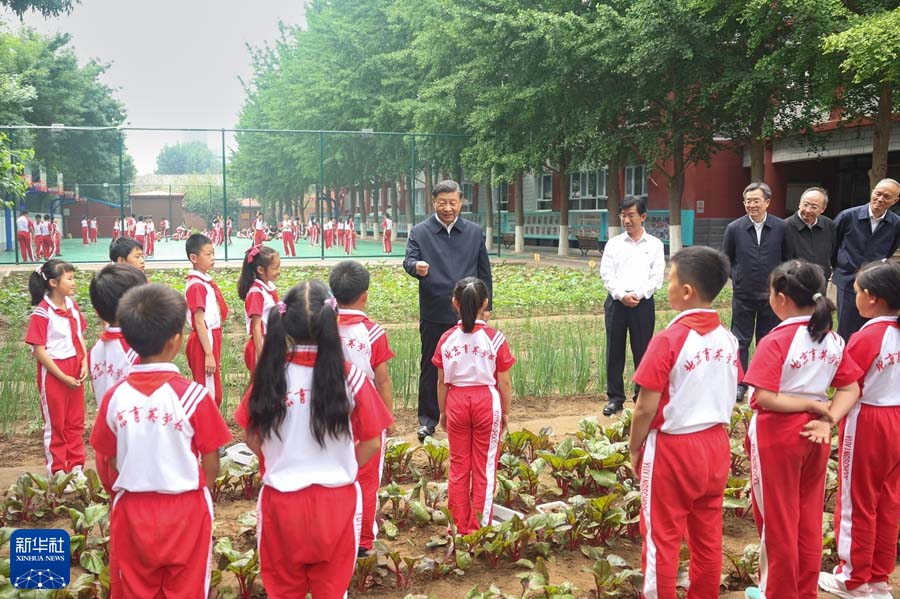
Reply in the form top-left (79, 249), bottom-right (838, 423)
top-left (89, 218), bottom-right (98, 244)
top-left (243, 280), bottom-right (279, 373)
top-left (382, 217), bottom-right (393, 253)
top-left (632, 309), bottom-right (741, 599)
top-left (324, 221), bottom-right (334, 249)
top-left (337, 309), bottom-right (394, 551)
top-left (113, 220), bottom-right (121, 240)
top-left (39, 221), bottom-right (52, 259)
top-left (744, 316), bottom-right (863, 599)
top-left (185, 271), bottom-right (228, 406)
top-left (253, 218), bottom-right (266, 246)
top-left (33, 222), bottom-right (45, 260)
top-left (125, 217), bottom-right (135, 239)
top-left (50, 222), bottom-right (61, 256)
top-left (135, 221), bottom-right (146, 250)
top-left (337, 221), bottom-right (345, 245)
top-left (343, 221), bottom-right (354, 254)
top-left (281, 219), bottom-right (295, 256)
top-left (145, 222), bottom-right (155, 256)
top-left (81, 218), bottom-right (89, 246)
top-left (16, 215), bottom-right (34, 262)
top-left (833, 206), bottom-right (900, 340)
top-left (831, 316), bottom-right (900, 591)
top-left (432, 321), bottom-right (515, 535)
top-left (24, 295), bottom-right (88, 474)
top-left (90, 363), bottom-right (231, 599)
top-left (234, 347), bottom-right (393, 599)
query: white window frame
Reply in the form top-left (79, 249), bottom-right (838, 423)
top-left (461, 182), bottom-right (473, 213)
top-left (569, 169), bottom-right (608, 210)
top-left (625, 165), bottom-right (648, 199)
top-left (537, 174), bottom-right (553, 211)
top-left (498, 182), bottom-right (509, 212)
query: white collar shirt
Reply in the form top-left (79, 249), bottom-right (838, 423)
top-left (599, 229), bottom-right (665, 301)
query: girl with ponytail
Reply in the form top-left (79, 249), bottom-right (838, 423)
top-left (234, 279), bottom-right (392, 598)
top-left (742, 260), bottom-right (862, 599)
top-left (434, 277), bottom-right (515, 535)
top-left (819, 260), bottom-right (900, 598)
top-left (237, 245), bottom-right (281, 373)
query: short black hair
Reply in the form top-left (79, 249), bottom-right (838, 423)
top-left (117, 284), bottom-right (187, 358)
top-left (109, 237), bottom-right (143, 262)
top-left (670, 246), bottom-right (731, 303)
top-left (619, 196), bottom-right (647, 215)
top-left (185, 233), bottom-right (212, 259)
top-left (89, 264), bottom-right (148, 324)
top-left (329, 260), bottom-right (370, 305)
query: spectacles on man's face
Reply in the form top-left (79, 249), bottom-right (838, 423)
top-left (799, 201), bottom-right (824, 211)
top-left (743, 198), bottom-right (767, 206)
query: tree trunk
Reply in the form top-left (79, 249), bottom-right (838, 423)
top-left (668, 134), bottom-right (685, 255)
top-left (749, 138), bottom-right (765, 183)
top-left (869, 82), bottom-right (892, 188)
top-left (558, 151), bottom-right (571, 256)
top-left (607, 160), bottom-right (622, 239)
top-left (514, 172), bottom-right (525, 253)
top-left (483, 177), bottom-right (494, 251)
top-left (424, 165), bottom-right (433, 215)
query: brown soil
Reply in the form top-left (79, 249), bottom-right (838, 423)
top-left (0, 396), bottom-right (895, 598)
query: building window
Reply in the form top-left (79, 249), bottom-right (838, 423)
top-left (569, 170), bottom-right (608, 210)
top-left (461, 182), bottom-right (473, 212)
top-left (498, 182), bottom-right (509, 212)
top-left (538, 174), bottom-right (553, 211)
top-left (625, 165), bottom-right (647, 199)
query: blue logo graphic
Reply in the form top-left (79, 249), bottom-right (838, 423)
top-left (10, 529), bottom-right (70, 589)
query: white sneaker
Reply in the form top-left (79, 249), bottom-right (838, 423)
top-left (870, 582), bottom-right (893, 599)
top-left (70, 466), bottom-right (88, 484)
top-left (818, 572), bottom-right (874, 599)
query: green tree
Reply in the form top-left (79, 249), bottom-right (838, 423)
top-left (2, 0), bottom-right (76, 17)
top-left (824, 5), bottom-right (900, 186)
top-left (156, 140), bottom-right (222, 175)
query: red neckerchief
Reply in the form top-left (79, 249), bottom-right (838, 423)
top-left (210, 279), bottom-right (228, 321)
top-left (254, 280), bottom-right (279, 304)
top-left (338, 313), bottom-right (366, 326)
top-left (288, 348), bottom-right (317, 367)
top-left (50, 300), bottom-right (85, 363)
top-left (100, 329), bottom-right (124, 341)
top-left (127, 370), bottom-right (181, 396)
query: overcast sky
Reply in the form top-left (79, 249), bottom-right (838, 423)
top-left (8, 0), bottom-right (306, 175)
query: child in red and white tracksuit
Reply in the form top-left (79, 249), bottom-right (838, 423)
top-left (382, 214), bottom-right (392, 253)
top-left (281, 215), bottom-right (295, 257)
top-left (81, 217), bottom-right (89, 246)
top-left (743, 260), bottom-right (862, 599)
top-left (253, 213), bottom-right (266, 245)
top-left (238, 245), bottom-right (281, 373)
top-left (184, 234), bottom-right (228, 406)
top-left (88, 264), bottom-right (147, 493)
top-left (330, 260), bottom-right (394, 554)
top-left (90, 283), bottom-right (231, 599)
top-left (89, 217), bottom-right (98, 244)
top-left (434, 277), bottom-right (513, 535)
top-left (819, 260), bottom-right (900, 599)
top-left (235, 280), bottom-right (391, 599)
top-left (24, 259), bottom-right (88, 477)
top-left (629, 247), bottom-right (741, 599)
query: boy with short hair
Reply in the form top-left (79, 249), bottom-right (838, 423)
top-left (628, 246), bottom-right (741, 599)
top-left (184, 233), bottom-right (227, 406)
top-left (328, 260), bottom-right (394, 556)
top-left (90, 283), bottom-right (231, 598)
top-left (109, 237), bottom-right (146, 272)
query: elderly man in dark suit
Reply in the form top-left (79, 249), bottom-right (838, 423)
top-left (785, 187), bottom-right (836, 280)
top-left (722, 181), bottom-right (790, 402)
top-left (404, 180), bottom-right (493, 441)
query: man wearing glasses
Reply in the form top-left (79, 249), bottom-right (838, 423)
top-left (785, 187), bottom-right (836, 280)
top-left (832, 178), bottom-right (900, 340)
top-left (722, 182), bottom-right (790, 402)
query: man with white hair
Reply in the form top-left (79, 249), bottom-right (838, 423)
top-left (832, 178), bottom-right (900, 340)
top-left (785, 187), bottom-right (836, 280)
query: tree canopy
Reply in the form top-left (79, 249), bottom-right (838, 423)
top-left (156, 140), bottom-right (222, 175)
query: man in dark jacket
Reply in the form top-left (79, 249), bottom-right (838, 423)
top-left (832, 178), bottom-right (900, 340)
top-left (722, 181), bottom-right (790, 402)
top-left (785, 187), bottom-right (836, 280)
top-left (404, 180), bottom-right (493, 441)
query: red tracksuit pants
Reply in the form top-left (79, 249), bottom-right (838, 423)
top-left (446, 385), bottom-right (503, 535)
top-left (747, 411), bottom-right (830, 599)
top-left (37, 356), bottom-right (85, 474)
top-left (282, 231), bottom-right (295, 256)
top-left (43, 235), bottom-right (54, 258)
top-left (638, 426), bottom-right (729, 599)
top-left (82, 227), bottom-right (89, 245)
top-left (357, 430), bottom-right (386, 550)
top-left (253, 229), bottom-right (265, 245)
top-left (833, 403), bottom-right (900, 590)
top-left (185, 329), bottom-right (223, 406)
top-left (258, 483), bottom-right (361, 599)
top-left (90, 228), bottom-right (97, 243)
top-left (34, 234), bottom-right (44, 259)
top-left (383, 230), bottom-right (392, 253)
top-left (18, 231), bottom-right (33, 261)
top-left (109, 488), bottom-right (213, 599)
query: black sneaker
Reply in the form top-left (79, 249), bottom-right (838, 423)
top-left (602, 400), bottom-right (624, 417)
top-left (357, 546), bottom-right (370, 558)
top-left (736, 384), bottom-right (748, 404)
top-left (417, 425), bottom-right (434, 442)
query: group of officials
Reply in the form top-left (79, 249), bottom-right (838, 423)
top-left (400, 178), bottom-right (900, 432)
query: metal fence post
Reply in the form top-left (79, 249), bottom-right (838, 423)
top-left (221, 129), bottom-right (228, 262)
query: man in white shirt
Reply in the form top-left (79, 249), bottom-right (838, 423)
top-left (599, 197), bottom-right (665, 416)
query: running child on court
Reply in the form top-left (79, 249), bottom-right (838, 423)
top-left (184, 233), bottom-right (228, 406)
top-left (434, 277), bottom-right (514, 535)
top-left (90, 283), bottom-right (231, 598)
top-left (238, 245), bottom-right (281, 373)
top-left (24, 259), bottom-right (88, 478)
top-left (743, 260), bottom-right (862, 599)
top-left (628, 246), bottom-right (741, 599)
top-left (109, 237), bottom-right (146, 273)
top-left (818, 260), bottom-right (900, 599)
top-left (235, 280), bottom-right (392, 598)
top-left (329, 260), bottom-right (394, 555)
top-left (87, 263), bottom-right (147, 493)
